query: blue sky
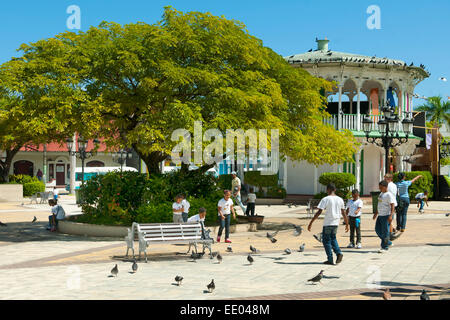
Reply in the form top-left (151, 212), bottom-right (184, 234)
top-left (1, 0), bottom-right (449, 104)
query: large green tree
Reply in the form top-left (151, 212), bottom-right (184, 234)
top-left (0, 38), bottom-right (89, 182)
top-left (4, 7), bottom-right (357, 175)
top-left (416, 96), bottom-right (450, 129)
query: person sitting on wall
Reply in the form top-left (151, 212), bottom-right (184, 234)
top-left (47, 199), bottom-right (66, 232)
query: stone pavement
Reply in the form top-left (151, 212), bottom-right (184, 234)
top-left (0, 198), bottom-right (449, 300)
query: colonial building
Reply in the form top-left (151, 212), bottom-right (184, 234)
top-left (279, 38), bottom-right (430, 196)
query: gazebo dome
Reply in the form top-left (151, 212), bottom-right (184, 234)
top-left (284, 38), bottom-right (430, 78)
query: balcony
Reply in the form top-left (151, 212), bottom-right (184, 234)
top-left (323, 114), bottom-right (382, 132)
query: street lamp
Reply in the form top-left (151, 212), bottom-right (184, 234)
top-left (112, 149), bottom-right (132, 171)
top-left (66, 136), bottom-right (100, 185)
top-left (362, 108), bottom-right (414, 173)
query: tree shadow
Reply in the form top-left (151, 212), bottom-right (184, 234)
top-left (425, 243), bottom-right (450, 247)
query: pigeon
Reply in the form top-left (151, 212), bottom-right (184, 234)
top-left (175, 275), bottom-right (183, 286)
top-left (308, 270), bottom-right (324, 284)
top-left (111, 264), bottom-right (118, 277)
top-left (409, 62), bottom-right (414, 66)
top-left (313, 233), bottom-right (323, 243)
top-left (32, 216), bottom-right (37, 223)
top-left (293, 225), bottom-right (303, 236)
top-left (383, 288), bottom-right (391, 300)
top-left (0, 221), bottom-right (7, 227)
top-left (216, 252), bottom-right (223, 264)
top-left (247, 254), bottom-right (254, 265)
top-left (439, 77), bottom-right (447, 82)
top-left (446, 213), bottom-right (449, 217)
top-left (267, 204), bottom-right (271, 207)
top-left (308, 49), bottom-right (312, 52)
top-left (284, 248), bottom-right (292, 255)
top-left (299, 243), bottom-right (305, 252)
top-left (270, 237), bottom-right (277, 243)
top-left (420, 289), bottom-right (430, 300)
top-left (226, 245), bottom-right (233, 252)
top-left (190, 252), bottom-right (204, 261)
top-left (207, 279), bottom-right (215, 293)
top-left (250, 245), bottom-right (258, 254)
top-left (288, 203), bottom-right (292, 208)
top-left (131, 260), bottom-right (138, 273)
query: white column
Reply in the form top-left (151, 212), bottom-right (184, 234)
top-left (356, 86), bottom-right (361, 131)
top-left (283, 159), bottom-right (288, 190)
top-left (398, 155), bottom-right (404, 172)
top-left (355, 149), bottom-right (361, 191)
top-left (314, 166), bottom-right (318, 194)
top-left (383, 82), bottom-right (388, 106)
top-left (338, 84), bottom-right (343, 129)
top-left (70, 133), bottom-right (76, 195)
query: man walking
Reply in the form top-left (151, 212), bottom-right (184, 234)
top-left (308, 183), bottom-right (349, 265)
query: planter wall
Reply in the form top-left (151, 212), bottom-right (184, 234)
top-left (255, 198), bottom-right (284, 205)
top-left (0, 184), bottom-right (23, 202)
top-left (57, 220), bottom-right (128, 238)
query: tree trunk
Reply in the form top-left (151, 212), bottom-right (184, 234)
top-left (134, 147), bottom-right (167, 176)
top-left (0, 148), bottom-right (20, 183)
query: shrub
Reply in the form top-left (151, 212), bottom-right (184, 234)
top-left (22, 181), bottom-right (45, 196)
top-left (9, 174), bottom-right (38, 184)
top-left (318, 172), bottom-right (356, 200)
top-left (217, 174), bottom-right (233, 191)
top-left (393, 171), bottom-right (434, 199)
top-left (244, 171), bottom-right (278, 189)
top-left (313, 192), bottom-right (328, 200)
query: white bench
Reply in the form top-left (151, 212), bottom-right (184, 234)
top-left (125, 222), bottom-right (214, 262)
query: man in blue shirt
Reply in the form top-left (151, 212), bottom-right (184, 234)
top-left (395, 172), bottom-right (422, 233)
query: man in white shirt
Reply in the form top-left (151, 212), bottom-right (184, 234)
top-left (384, 173), bottom-right (398, 239)
top-left (217, 190), bottom-right (236, 243)
top-left (181, 195), bottom-right (190, 223)
top-left (373, 180), bottom-right (395, 253)
top-left (308, 183), bottom-right (349, 265)
top-left (231, 171), bottom-right (246, 213)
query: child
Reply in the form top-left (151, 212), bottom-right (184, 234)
top-left (47, 199), bottom-right (66, 231)
top-left (373, 180), bottom-right (395, 253)
top-left (181, 194), bottom-right (190, 222)
top-left (415, 191), bottom-right (429, 213)
top-left (346, 189), bottom-right (363, 249)
top-left (172, 194), bottom-right (184, 223)
top-left (308, 183), bottom-right (349, 265)
top-left (53, 186), bottom-right (59, 201)
top-left (217, 190), bottom-right (236, 243)
top-left (245, 187), bottom-right (256, 216)
top-left (187, 207), bottom-right (207, 223)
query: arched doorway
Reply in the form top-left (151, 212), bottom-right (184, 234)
top-left (86, 160), bottom-right (105, 167)
top-left (14, 160), bottom-right (34, 177)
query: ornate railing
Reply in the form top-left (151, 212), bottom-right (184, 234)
top-left (323, 114), bottom-right (382, 131)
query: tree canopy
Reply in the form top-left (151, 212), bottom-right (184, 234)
top-left (1, 6), bottom-right (357, 176)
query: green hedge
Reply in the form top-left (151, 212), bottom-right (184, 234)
top-left (393, 171), bottom-right (434, 199)
top-left (8, 174), bottom-right (44, 196)
top-left (244, 171), bottom-right (278, 189)
top-left (318, 172), bottom-right (356, 200)
top-left (76, 170), bottom-right (236, 227)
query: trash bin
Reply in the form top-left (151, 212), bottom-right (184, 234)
top-left (371, 191), bottom-right (381, 213)
top-left (75, 189), bottom-right (81, 204)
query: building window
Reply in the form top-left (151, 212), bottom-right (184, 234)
top-left (86, 160), bottom-right (105, 167)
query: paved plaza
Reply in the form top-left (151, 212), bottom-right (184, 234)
top-left (0, 196), bottom-right (449, 300)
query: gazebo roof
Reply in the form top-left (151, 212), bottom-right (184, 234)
top-left (284, 39), bottom-right (430, 78)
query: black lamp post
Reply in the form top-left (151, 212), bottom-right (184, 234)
top-left (66, 136), bottom-right (100, 186)
top-left (362, 107), bottom-right (414, 174)
top-left (112, 149), bottom-right (132, 171)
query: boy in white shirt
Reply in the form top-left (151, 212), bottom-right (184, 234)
top-left (415, 191), bottom-right (428, 213)
top-left (346, 189), bottom-right (363, 249)
top-left (172, 194), bottom-right (184, 223)
top-left (308, 183), bottom-right (349, 265)
top-left (217, 190), bottom-right (236, 243)
top-left (181, 194), bottom-right (190, 222)
top-left (373, 180), bottom-right (395, 253)
top-left (245, 187), bottom-right (256, 216)
top-left (187, 207), bottom-right (207, 223)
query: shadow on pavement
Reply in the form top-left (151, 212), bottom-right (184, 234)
top-left (0, 222), bottom-right (121, 243)
top-left (425, 243), bottom-right (450, 247)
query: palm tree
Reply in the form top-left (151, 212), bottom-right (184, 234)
top-left (416, 96), bottom-right (450, 129)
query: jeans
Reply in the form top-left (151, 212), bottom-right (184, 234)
top-left (418, 200), bottom-right (425, 211)
top-left (218, 214), bottom-right (231, 239)
top-left (245, 203), bottom-right (255, 216)
top-left (375, 215), bottom-right (391, 249)
top-left (396, 197), bottom-right (410, 230)
top-left (48, 215), bottom-right (61, 228)
top-left (349, 216), bottom-right (361, 245)
top-left (322, 226), bottom-right (342, 263)
top-left (182, 212), bottom-right (188, 222)
top-left (233, 195), bottom-right (247, 213)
